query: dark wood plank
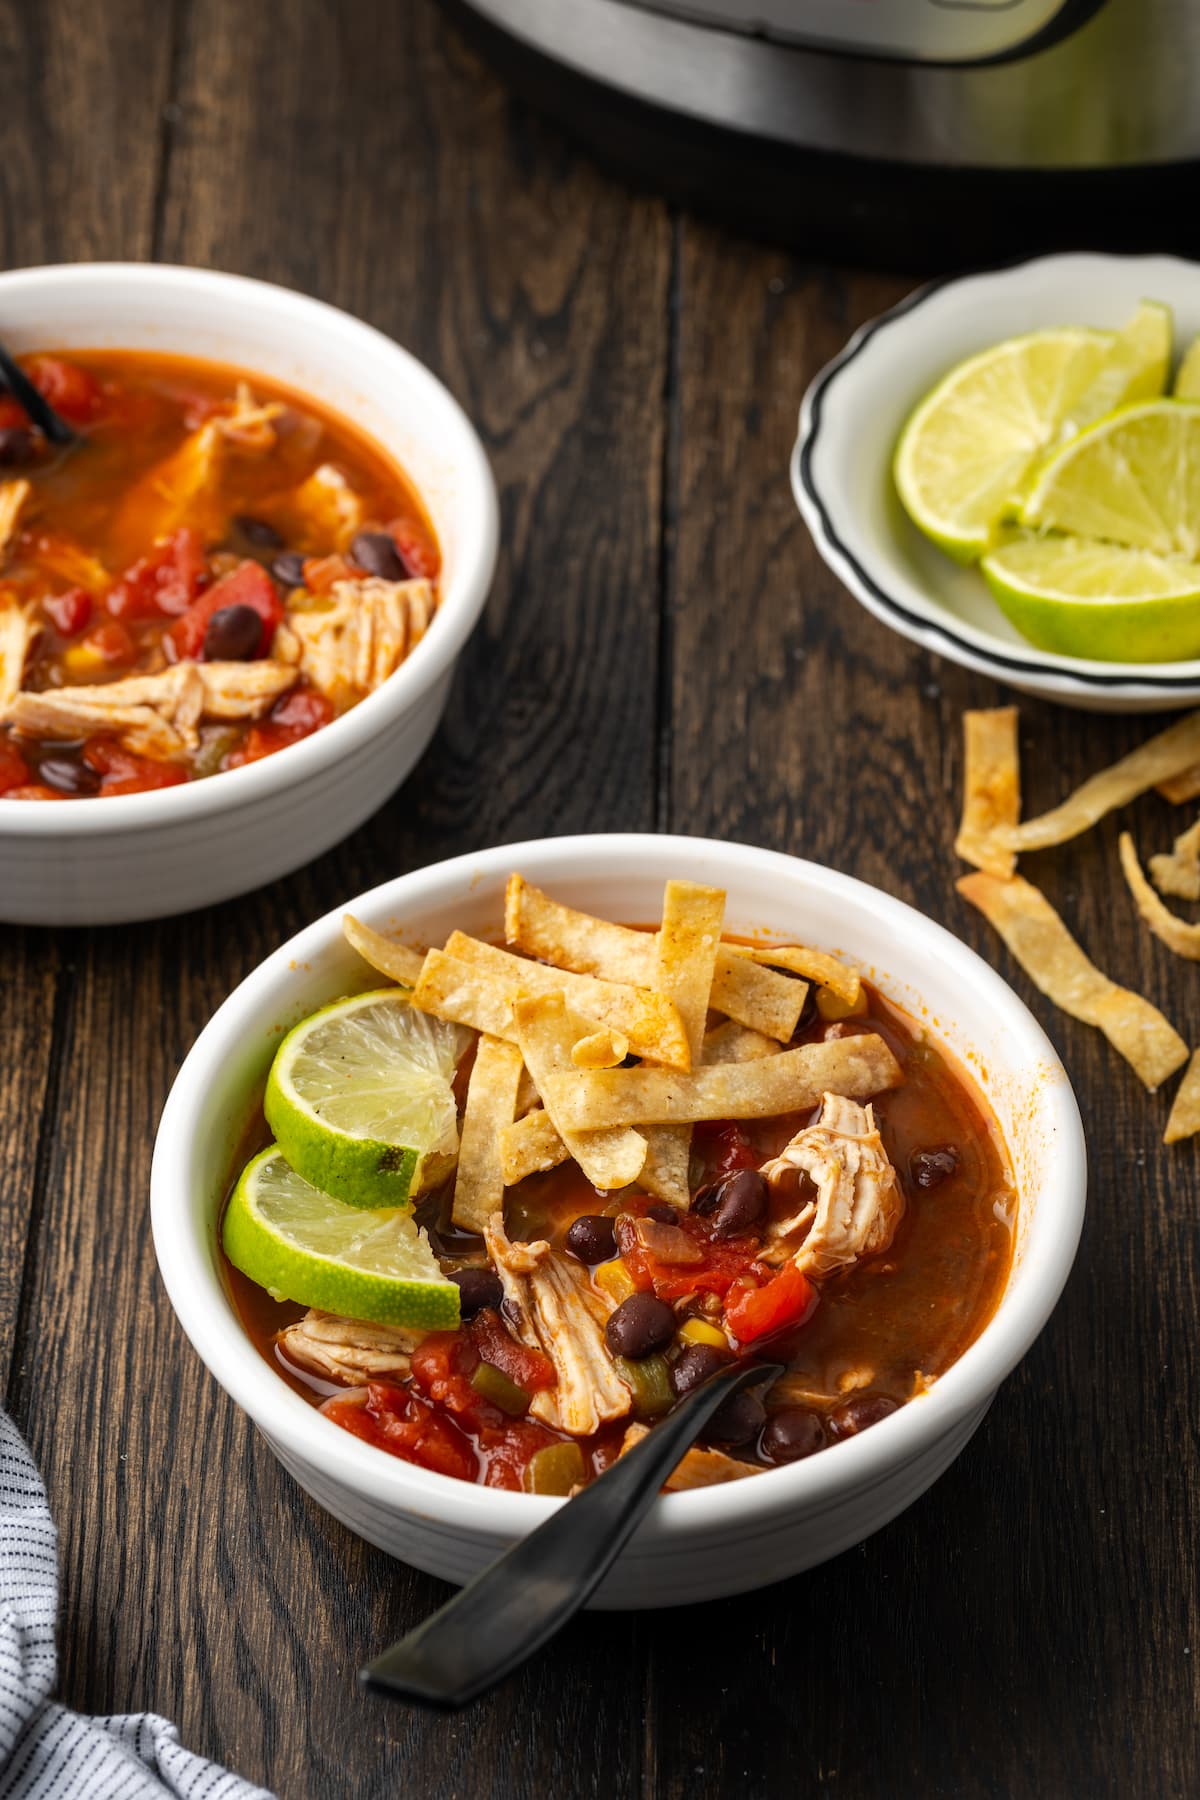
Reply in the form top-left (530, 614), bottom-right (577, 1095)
top-left (8, 3), bottom-right (670, 1796)
top-left (664, 220), bottom-right (1200, 1799)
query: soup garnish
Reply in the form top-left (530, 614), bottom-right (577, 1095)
top-left (223, 875), bottom-right (1016, 1495)
top-left (0, 350), bottom-right (439, 797)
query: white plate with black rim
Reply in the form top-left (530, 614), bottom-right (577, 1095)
top-left (792, 252), bottom-right (1200, 715)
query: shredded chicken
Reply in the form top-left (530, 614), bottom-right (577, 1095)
top-left (289, 577), bottom-right (435, 703)
top-left (620, 1422), bottom-right (760, 1490)
top-left (112, 384), bottom-right (284, 552)
top-left (277, 1310), bottom-right (426, 1385)
top-left (760, 1091), bottom-right (903, 1280)
top-left (286, 463), bottom-right (364, 550)
top-left (0, 479), bottom-right (30, 561)
top-left (483, 1212), bottom-right (631, 1437)
top-left (5, 658), bottom-right (297, 759)
top-left (0, 600), bottom-right (38, 714)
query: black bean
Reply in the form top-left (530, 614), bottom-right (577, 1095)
top-left (761, 1407), bottom-right (825, 1464)
top-left (564, 1213), bottom-right (617, 1265)
top-left (350, 529), bottom-right (406, 580)
top-left (707, 1388), bottom-right (766, 1448)
top-left (828, 1394), bottom-right (899, 1440)
top-left (669, 1342), bottom-right (730, 1398)
top-left (691, 1168), bottom-right (767, 1238)
top-left (909, 1146), bottom-right (960, 1190)
top-left (449, 1268), bottom-right (504, 1318)
top-left (37, 755), bottom-right (99, 796)
top-left (271, 551), bottom-right (307, 590)
top-left (203, 603), bottom-right (264, 662)
top-left (605, 1292), bottom-right (676, 1360)
top-left (0, 426), bottom-right (37, 466)
top-left (644, 1201), bottom-right (678, 1225)
top-left (234, 513), bottom-right (284, 550)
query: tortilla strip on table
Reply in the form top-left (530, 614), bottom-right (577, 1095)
top-left (512, 993), bottom-right (647, 1191)
top-left (342, 914), bottom-right (427, 987)
top-left (641, 880), bottom-right (726, 1211)
top-left (1165, 1050), bottom-right (1200, 1144)
top-left (1119, 832), bottom-right (1200, 961)
top-left (452, 1035), bottom-right (525, 1233)
top-left (954, 706), bottom-right (1021, 879)
top-left (444, 931), bottom-right (690, 1070)
top-left (504, 874), bottom-right (806, 1041)
top-left (540, 1034), bottom-right (902, 1132)
top-left (986, 710), bottom-right (1200, 855)
top-left (957, 870), bottom-right (1188, 1091)
top-left (1148, 817), bottom-right (1200, 901)
top-left (1158, 763), bottom-right (1200, 806)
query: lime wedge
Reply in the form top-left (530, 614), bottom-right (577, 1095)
top-left (264, 989), bottom-right (468, 1209)
top-left (893, 316), bottom-right (1170, 563)
top-left (1021, 400), bottom-right (1200, 559)
top-left (1175, 336), bottom-right (1200, 399)
top-left (982, 532), bottom-right (1200, 662)
top-left (223, 1145), bottom-right (460, 1327)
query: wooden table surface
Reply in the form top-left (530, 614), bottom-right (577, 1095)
top-left (2, 4), bottom-right (1197, 1796)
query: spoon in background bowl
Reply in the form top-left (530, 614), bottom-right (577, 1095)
top-left (0, 339), bottom-right (79, 449)
top-left (360, 1355), bottom-right (785, 1709)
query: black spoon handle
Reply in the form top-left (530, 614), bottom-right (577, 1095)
top-left (0, 341), bottom-right (78, 446)
top-left (360, 1358), bottom-right (784, 1708)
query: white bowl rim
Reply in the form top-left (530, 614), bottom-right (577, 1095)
top-left (0, 261), bottom-right (499, 833)
top-left (152, 832), bottom-right (1087, 1544)
top-left (794, 249), bottom-right (1200, 700)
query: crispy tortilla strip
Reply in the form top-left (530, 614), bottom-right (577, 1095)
top-left (1158, 763), bottom-right (1200, 806)
top-left (572, 1028), bottom-right (629, 1069)
top-left (991, 711), bottom-right (1200, 854)
top-left (499, 1108), bottom-right (568, 1185)
top-left (727, 941), bottom-right (859, 1007)
top-left (343, 915), bottom-right (426, 988)
top-left (700, 1020), bottom-right (778, 1064)
top-left (541, 1034), bottom-right (901, 1131)
top-left (645, 881), bottom-right (726, 1211)
top-left (504, 874), bottom-right (805, 1041)
top-left (445, 931), bottom-right (690, 1070)
top-left (0, 601), bottom-right (38, 713)
top-left (955, 706), bottom-right (1020, 879)
top-left (1165, 1050), bottom-right (1200, 1144)
top-left (452, 1035), bottom-right (524, 1233)
top-left (620, 1422), bottom-right (759, 1489)
top-left (513, 994), bottom-right (646, 1191)
top-left (413, 949), bottom-right (518, 1040)
top-left (1119, 832), bottom-right (1200, 961)
top-left (1149, 817), bottom-right (1200, 901)
top-left (958, 870), bottom-right (1188, 1091)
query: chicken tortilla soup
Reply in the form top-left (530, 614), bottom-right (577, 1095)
top-left (0, 350), bottom-right (439, 798)
top-left (222, 875), bottom-right (1016, 1495)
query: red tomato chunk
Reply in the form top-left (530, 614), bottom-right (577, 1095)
top-left (42, 587), bottom-right (92, 636)
top-left (84, 738), bottom-right (188, 797)
top-left (166, 559), bottom-right (281, 660)
top-left (26, 355), bottom-right (104, 424)
top-left (106, 527), bottom-right (206, 621)
top-left (322, 1383), bottom-right (478, 1484)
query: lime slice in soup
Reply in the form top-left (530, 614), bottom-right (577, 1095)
top-left (264, 989), bottom-right (467, 1209)
top-left (223, 1146), bottom-right (461, 1328)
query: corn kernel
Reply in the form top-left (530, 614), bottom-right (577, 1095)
top-left (816, 985), bottom-right (869, 1022)
top-left (61, 641), bottom-right (110, 678)
top-left (594, 1258), bottom-right (636, 1305)
top-left (678, 1317), bottom-right (729, 1351)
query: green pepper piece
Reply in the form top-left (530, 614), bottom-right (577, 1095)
top-left (614, 1353), bottom-right (673, 1419)
top-left (524, 1441), bottom-right (586, 1496)
top-left (470, 1359), bottom-right (531, 1417)
top-left (191, 725), bottom-right (241, 780)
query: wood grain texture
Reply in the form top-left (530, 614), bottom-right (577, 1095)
top-left (2, 0), bottom-right (1199, 1795)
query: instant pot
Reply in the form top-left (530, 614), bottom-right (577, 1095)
top-left (441, 0), bottom-right (1196, 265)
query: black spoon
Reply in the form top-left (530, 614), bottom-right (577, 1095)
top-left (360, 1356), bottom-right (784, 1708)
top-left (0, 340), bottom-right (78, 447)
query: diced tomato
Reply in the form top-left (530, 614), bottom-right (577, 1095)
top-left (724, 1261), bottom-right (817, 1345)
top-left (0, 739), bottom-right (31, 795)
top-left (694, 1121), bottom-right (759, 1177)
top-left (42, 587), bottom-right (92, 636)
top-left (301, 553), bottom-right (354, 595)
top-left (106, 526), bottom-right (207, 621)
top-left (469, 1308), bottom-right (557, 1393)
top-left (24, 355), bottom-right (104, 425)
top-left (4, 784), bottom-right (67, 800)
top-left (615, 1209), bottom-right (761, 1301)
top-left (476, 1419), bottom-right (560, 1491)
top-left (80, 619), bottom-right (137, 665)
top-left (166, 558), bottom-right (282, 660)
top-left (322, 1383), bottom-right (478, 1483)
top-left (83, 736), bottom-right (188, 797)
top-left (0, 397), bottom-right (26, 430)
top-left (224, 685), bottom-right (333, 769)
top-left (387, 516), bottom-right (440, 580)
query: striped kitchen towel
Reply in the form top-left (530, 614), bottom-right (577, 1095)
top-left (0, 1409), bottom-right (274, 1799)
